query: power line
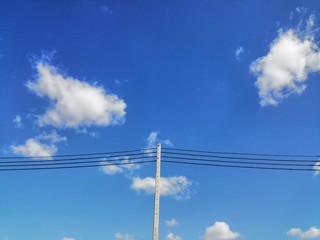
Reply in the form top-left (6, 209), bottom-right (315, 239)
top-left (0, 148), bottom-right (156, 160)
top-left (0, 155), bottom-right (155, 168)
top-left (162, 147), bottom-right (320, 158)
top-left (1, 146), bottom-right (318, 172)
top-left (162, 160), bottom-right (318, 172)
top-left (0, 152), bottom-right (156, 164)
top-left (0, 160), bottom-right (155, 172)
top-left (162, 151), bottom-right (318, 163)
top-left (161, 155), bottom-right (316, 167)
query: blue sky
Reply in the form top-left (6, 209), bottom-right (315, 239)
top-left (0, 1), bottom-right (320, 240)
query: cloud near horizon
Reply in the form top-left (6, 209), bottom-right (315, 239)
top-left (250, 15), bottom-right (320, 106)
top-left (26, 62), bottom-right (126, 128)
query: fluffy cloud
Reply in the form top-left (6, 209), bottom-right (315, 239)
top-left (26, 63), bottom-right (126, 128)
top-left (130, 176), bottom-right (192, 200)
top-left (204, 222), bottom-right (240, 240)
top-left (287, 227), bottom-right (320, 239)
top-left (250, 16), bottom-right (320, 106)
top-left (114, 233), bottom-right (134, 240)
top-left (11, 138), bottom-right (57, 157)
top-left (11, 131), bottom-right (66, 157)
top-left (166, 218), bottom-right (178, 227)
top-left (167, 232), bottom-right (182, 240)
top-left (147, 131), bottom-right (173, 148)
top-left (13, 115), bottom-right (23, 128)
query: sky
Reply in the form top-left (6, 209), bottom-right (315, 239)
top-left (0, 1), bottom-right (320, 240)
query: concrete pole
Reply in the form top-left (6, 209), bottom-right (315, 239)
top-left (152, 143), bottom-right (161, 240)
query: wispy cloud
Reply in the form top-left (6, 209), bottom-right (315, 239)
top-left (203, 222), bottom-right (240, 240)
top-left (12, 115), bottom-right (23, 128)
top-left (114, 233), bottom-right (134, 240)
top-left (287, 226), bottom-right (320, 239)
top-left (166, 218), bottom-right (178, 227)
top-left (76, 128), bottom-right (99, 137)
top-left (234, 47), bottom-right (244, 61)
top-left (250, 14), bottom-right (320, 106)
top-left (36, 130), bottom-right (67, 143)
top-left (62, 238), bottom-right (76, 240)
top-left (147, 131), bottom-right (173, 148)
top-left (101, 164), bottom-right (124, 175)
top-left (167, 232), bottom-right (182, 240)
top-left (100, 156), bottom-right (141, 176)
top-left (13, 115), bottom-right (23, 128)
top-left (101, 6), bottom-right (113, 15)
top-left (26, 62), bottom-right (126, 128)
top-left (130, 176), bottom-right (192, 200)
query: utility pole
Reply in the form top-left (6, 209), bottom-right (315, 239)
top-left (152, 143), bottom-right (161, 240)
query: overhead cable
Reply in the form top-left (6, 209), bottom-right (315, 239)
top-left (161, 155), bottom-right (316, 167)
top-left (162, 160), bottom-right (318, 172)
top-left (162, 151), bottom-right (318, 163)
top-left (162, 147), bottom-right (320, 158)
top-left (0, 155), bottom-right (155, 168)
top-left (0, 148), bottom-right (156, 160)
top-left (0, 160), bottom-right (155, 172)
top-left (0, 152), bottom-right (156, 164)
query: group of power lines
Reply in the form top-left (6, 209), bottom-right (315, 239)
top-left (162, 147), bottom-right (320, 172)
top-left (0, 147), bottom-right (319, 172)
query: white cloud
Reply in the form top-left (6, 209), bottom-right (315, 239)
top-left (11, 138), bottom-right (57, 157)
top-left (250, 15), bottom-right (320, 106)
top-left (204, 222), bottom-right (240, 240)
top-left (13, 115), bottom-right (23, 128)
top-left (167, 232), bottom-right (182, 240)
top-left (121, 158), bottom-right (141, 171)
top-left (313, 161), bottom-right (320, 175)
top-left (100, 156), bottom-right (140, 176)
top-left (62, 238), bottom-right (76, 240)
top-left (11, 131), bottom-right (66, 157)
top-left (235, 47), bottom-right (244, 61)
top-left (76, 128), bottom-right (99, 137)
top-left (147, 131), bottom-right (159, 148)
top-left (36, 130), bottom-right (67, 143)
top-left (166, 218), bottom-right (178, 227)
top-left (287, 227), bottom-right (320, 239)
top-left (130, 176), bottom-right (192, 200)
top-left (114, 233), bottom-right (134, 240)
top-left (26, 63), bottom-right (126, 128)
top-left (101, 164), bottom-right (123, 175)
top-left (147, 131), bottom-right (173, 148)
top-left (288, 228), bottom-right (303, 237)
